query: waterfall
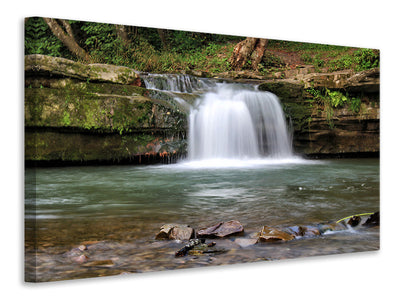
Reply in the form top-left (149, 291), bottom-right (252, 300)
top-left (142, 73), bottom-right (294, 163)
top-left (141, 73), bottom-right (215, 93)
top-left (189, 84), bottom-right (293, 160)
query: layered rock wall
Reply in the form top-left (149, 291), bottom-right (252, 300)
top-left (25, 55), bottom-right (187, 165)
top-left (259, 68), bottom-right (379, 157)
top-left (25, 55), bottom-right (379, 165)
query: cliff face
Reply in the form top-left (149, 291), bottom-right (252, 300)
top-left (25, 55), bottom-right (187, 165)
top-left (258, 68), bottom-right (380, 157)
top-left (25, 55), bottom-right (379, 165)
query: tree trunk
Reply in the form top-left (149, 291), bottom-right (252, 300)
top-left (229, 37), bottom-right (268, 71)
top-left (250, 38), bottom-right (268, 70)
top-left (43, 18), bottom-right (91, 62)
top-left (157, 29), bottom-right (169, 50)
top-left (115, 24), bottom-right (131, 46)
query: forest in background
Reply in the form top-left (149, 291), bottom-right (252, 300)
top-left (25, 17), bottom-right (380, 76)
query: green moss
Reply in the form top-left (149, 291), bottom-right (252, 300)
top-left (25, 130), bottom-right (179, 162)
top-left (282, 102), bottom-right (313, 132)
top-left (258, 81), bottom-right (304, 102)
top-left (24, 78), bottom-right (188, 139)
top-left (62, 111), bottom-right (71, 126)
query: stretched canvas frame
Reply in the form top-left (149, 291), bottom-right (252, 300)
top-left (24, 16), bottom-right (380, 283)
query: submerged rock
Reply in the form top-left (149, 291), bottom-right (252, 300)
top-left (155, 224), bottom-right (194, 241)
top-left (302, 226), bottom-right (321, 237)
top-left (285, 225), bottom-right (306, 237)
top-left (317, 222), bottom-right (347, 234)
top-left (197, 220), bottom-right (244, 238)
top-left (234, 238), bottom-right (258, 247)
top-left (258, 226), bottom-right (295, 242)
top-left (82, 259), bottom-right (114, 267)
top-left (71, 254), bottom-right (89, 264)
top-left (175, 238), bottom-right (206, 257)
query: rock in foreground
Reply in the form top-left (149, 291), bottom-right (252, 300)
top-left (258, 225), bottom-right (295, 242)
top-left (155, 224), bottom-right (194, 241)
top-left (197, 220), bottom-right (244, 238)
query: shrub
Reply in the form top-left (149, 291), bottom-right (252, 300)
top-left (354, 48), bottom-right (380, 71)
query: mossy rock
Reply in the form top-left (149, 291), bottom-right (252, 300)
top-left (25, 54), bottom-right (140, 85)
top-left (25, 85), bottom-right (187, 133)
top-left (258, 80), bottom-right (304, 102)
top-left (25, 130), bottom-right (170, 162)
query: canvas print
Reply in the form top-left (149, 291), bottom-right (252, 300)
top-left (24, 17), bottom-right (380, 282)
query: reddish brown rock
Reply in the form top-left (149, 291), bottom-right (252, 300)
top-left (258, 226), bottom-right (295, 242)
top-left (197, 220), bottom-right (244, 238)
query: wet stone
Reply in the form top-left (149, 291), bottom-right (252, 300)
top-left (197, 220), bottom-right (244, 238)
top-left (82, 259), bottom-right (114, 267)
top-left (362, 212), bottom-right (380, 227)
top-left (78, 245), bottom-right (87, 251)
top-left (234, 238), bottom-right (258, 248)
top-left (302, 226), bottom-right (321, 237)
top-left (155, 224), bottom-right (175, 239)
top-left (258, 226), bottom-right (295, 242)
top-left (286, 226), bottom-right (306, 237)
top-left (348, 216), bottom-right (361, 227)
top-left (318, 222), bottom-right (347, 234)
top-left (71, 254), bottom-right (89, 264)
top-left (169, 226), bottom-right (194, 241)
top-left (156, 224), bottom-right (194, 241)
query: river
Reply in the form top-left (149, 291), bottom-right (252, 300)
top-left (25, 158), bottom-right (379, 282)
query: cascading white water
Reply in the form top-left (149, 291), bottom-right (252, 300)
top-left (142, 74), bottom-right (294, 163)
top-left (189, 84), bottom-right (293, 160)
top-left (142, 73), bottom-right (215, 93)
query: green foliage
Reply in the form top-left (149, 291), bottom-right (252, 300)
top-left (328, 54), bottom-right (354, 71)
top-left (312, 54), bottom-right (325, 70)
top-left (170, 31), bottom-right (205, 53)
top-left (62, 111), bottom-right (71, 126)
top-left (24, 18), bottom-right (243, 73)
top-left (325, 89), bottom-right (348, 107)
top-left (307, 87), bottom-right (362, 127)
top-left (328, 49), bottom-right (379, 72)
top-left (354, 48), bottom-right (380, 71)
top-left (25, 17), bottom-right (71, 58)
top-left (80, 22), bottom-right (116, 52)
top-left (300, 53), bottom-right (313, 64)
top-left (350, 97), bottom-right (362, 113)
top-left (25, 18), bottom-right (380, 75)
top-left (308, 88), bottom-right (351, 108)
top-left (268, 39), bottom-right (379, 73)
top-left (268, 40), bottom-right (350, 52)
top-left (261, 52), bottom-right (285, 68)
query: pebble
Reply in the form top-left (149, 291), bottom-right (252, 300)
top-left (71, 254), bottom-right (88, 264)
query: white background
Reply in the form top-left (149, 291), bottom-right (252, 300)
top-left (2, 1), bottom-right (399, 299)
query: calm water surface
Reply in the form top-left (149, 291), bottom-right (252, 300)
top-left (25, 158), bottom-right (379, 282)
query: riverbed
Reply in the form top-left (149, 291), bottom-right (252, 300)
top-left (24, 158), bottom-right (379, 282)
